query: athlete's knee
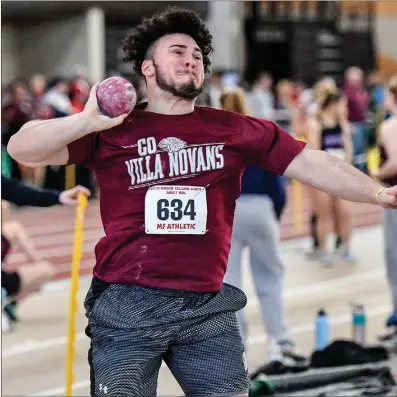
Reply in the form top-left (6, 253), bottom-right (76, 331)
top-left (3, 220), bottom-right (24, 238)
top-left (34, 260), bottom-right (56, 282)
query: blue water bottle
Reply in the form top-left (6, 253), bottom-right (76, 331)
top-left (315, 308), bottom-right (330, 350)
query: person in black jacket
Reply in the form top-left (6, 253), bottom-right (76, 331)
top-left (2, 176), bottom-right (90, 331)
top-left (2, 175), bottom-right (89, 207)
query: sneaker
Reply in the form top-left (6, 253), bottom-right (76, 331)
top-left (317, 251), bottom-right (335, 266)
top-left (306, 249), bottom-right (334, 265)
top-left (278, 340), bottom-right (310, 366)
top-left (305, 249), bottom-right (319, 260)
top-left (252, 360), bottom-right (288, 377)
top-left (336, 246), bottom-right (357, 264)
top-left (4, 300), bottom-right (19, 323)
top-left (268, 339), bottom-right (283, 363)
top-left (2, 310), bottom-right (13, 333)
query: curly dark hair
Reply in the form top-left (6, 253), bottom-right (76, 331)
top-left (122, 6), bottom-right (213, 75)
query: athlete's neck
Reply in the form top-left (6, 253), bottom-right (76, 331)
top-left (145, 91), bottom-right (195, 115)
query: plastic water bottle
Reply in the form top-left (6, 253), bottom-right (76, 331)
top-left (352, 304), bottom-right (366, 345)
top-left (315, 308), bottom-right (330, 350)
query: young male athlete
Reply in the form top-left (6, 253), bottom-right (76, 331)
top-left (7, 7), bottom-right (397, 397)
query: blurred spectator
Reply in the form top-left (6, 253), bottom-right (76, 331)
top-left (246, 71), bottom-right (275, 120)
top-left (208, 70), bottom-right (223, 108)
top-left (343, 67), bottom-right (369, 173)
top-left (306, 90), bottom-right (355, 265)
top-left (274, 79), bottom-right (294, 134)
top-left (368, 69), bottom-right (385, 109)
top-left (1, 80), bottom-right (32, 181)
top-left (367, 69), bottom-right (385, 148)
top-left (29, 74), bottom-right (48, 119)
top-left (2, 205), bottom-right (55, 329)
top-left (374, 75), bottom-right (397, 347)
top-left (306, 77), bottom-right (343, 258)
top-left (221, 89), bottom-right (308, 370)
top-left (309, 76), bottom-right (338, 117)
top-left (70, 77), bottom-right (90, 114)
top-left (1, 177), bottom-right (90, 331)
top-left (374, 75), bottom-right (397, 344)
top-left (42, 76), bottom-right (72, 118)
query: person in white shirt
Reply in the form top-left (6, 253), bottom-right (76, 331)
top-left (208, 71), bottom-right (223, 109)
top-left (246, 72), bottom-right (275, 120)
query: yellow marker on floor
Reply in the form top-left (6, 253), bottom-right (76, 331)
top-left (65, 192), bottom-right (88, 396)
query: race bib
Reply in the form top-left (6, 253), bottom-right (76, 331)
top-left (144, 185), bottom-right (207, 235)
top-left (326, 148), bottom-right (345, 159)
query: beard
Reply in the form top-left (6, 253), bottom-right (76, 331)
top-left (153, 61), bottom-right (203, 100)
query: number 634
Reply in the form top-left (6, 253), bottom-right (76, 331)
top-left (157, 199), bottom-right (196, 221)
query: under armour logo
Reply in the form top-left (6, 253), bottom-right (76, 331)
top-left (99, 384), bottom-right (108, 394)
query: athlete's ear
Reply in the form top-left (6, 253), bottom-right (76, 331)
top-left (142, 60), bottom-right (155, 78)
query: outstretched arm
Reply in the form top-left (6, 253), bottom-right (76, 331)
top-left (284, 148), bottom-right (397, 208)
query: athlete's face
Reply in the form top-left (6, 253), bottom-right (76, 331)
top-left (143, 33), bottom-right (205, 99)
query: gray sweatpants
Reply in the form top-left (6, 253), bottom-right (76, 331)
top-left (384, 208), bottom-right (397, 311)
top-left (224, 195), bottom-right (290, 346)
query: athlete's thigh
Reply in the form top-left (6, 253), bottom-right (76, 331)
top-left (164, 310), bottom-right (250, 396)
top-left (88, 323), bottom-right (165, 397)
top-left (85, 281), bottom-right (171, 397)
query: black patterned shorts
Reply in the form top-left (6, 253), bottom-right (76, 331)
top-left (84, 277), bottom-right (250, 397)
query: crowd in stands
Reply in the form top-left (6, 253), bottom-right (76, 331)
top-left (1, 66), bottom-right (389, 191)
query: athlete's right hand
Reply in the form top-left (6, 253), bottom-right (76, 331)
top-left (81, 83), bottom-right (128, 132)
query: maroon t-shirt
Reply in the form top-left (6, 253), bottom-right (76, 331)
top-left (343, 85), bottom-right (368, 123)
top-left (67, 105), bottom-right (305, 292)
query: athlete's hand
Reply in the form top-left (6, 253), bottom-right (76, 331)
top-left (81, 83), bottom-right (128, 132)
top-left (376, 185), bottom-right (397, 209)
top-left (59, 185), bottom-right (91, 206)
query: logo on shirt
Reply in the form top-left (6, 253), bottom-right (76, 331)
top-left (125, 137), bottom-right (225, 189)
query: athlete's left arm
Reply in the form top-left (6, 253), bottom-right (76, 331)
top-left (284, 148), bottom-right (397, 208)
